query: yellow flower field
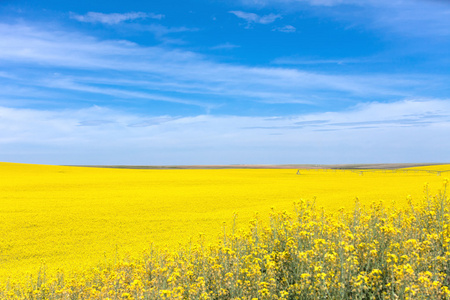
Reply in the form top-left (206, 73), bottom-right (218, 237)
top-left (0, 162), bottom-right (449, 288)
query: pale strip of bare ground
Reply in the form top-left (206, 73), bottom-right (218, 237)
top-left (74, 163), bottom-right (447, 170)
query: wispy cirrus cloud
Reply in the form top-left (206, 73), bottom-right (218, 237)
top-left (210, 43), bottom-right (240, 50)
top-left (272, 57), bottom-right (371, 65)
top-left (0, 22), bottom-right (448, 115)
top-left (239, 0), bottom-right (364, 7)
top-left (239, 0), bottom-right (450, 38)
top-left (369, 1), bottom-right (450, 37)
top-left (1, 99), bottom-right (449, 164)
top-left (135, 24), bottom-right (198, 44)
top-left (141, 24), bottom-right (195, 36)
top-left (71, 11), bottom-right (164, 25)
top-left (70, 12), bottom-right (192, 44)
top-left (229, 11), bottom-right (282, 25)
top-left (254, 99), bottom-right (450, 130)
top-left (272, 25), bottom-right (296, 32)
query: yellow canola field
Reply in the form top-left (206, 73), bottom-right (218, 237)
top-left (0, 162), bottom-right (449, 283)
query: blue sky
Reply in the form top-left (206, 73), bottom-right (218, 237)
top-left (1, 0), bottom-right (450, 165)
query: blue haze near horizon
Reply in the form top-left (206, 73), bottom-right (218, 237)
top-left (0, 0), bottom-right (449, 165)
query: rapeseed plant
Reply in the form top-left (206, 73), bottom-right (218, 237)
top-left (1, 179), bottom-right (449, 299)
top-left (2, 162), bottom-right (448, 281)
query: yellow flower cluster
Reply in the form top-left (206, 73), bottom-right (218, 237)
top-left (2, 162), bottom-right (447, 282)
top-left (2, 180), bottom-right (449, 299)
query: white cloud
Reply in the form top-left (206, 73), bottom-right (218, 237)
top-left (136, 24), bottom-right (197, 44)
top-left (1, 22), bottom-right (438, 111)
top-left (239, 0), bottom-right (450, 37)
top-left (272, 57), bottom-right (370, 65)
top-left (304, 0), bottom-right (353, 6)
top-left (272, 25), bottom-right (296, 32)
top-left (210, 43), bottom-right (240, 50)
top-left (1, 20), bottom-right (449, 129)
top-left (229, 11), bottom-right (282, 24)
top-left (71, 12), bottom-right (164, 25)
top-left (369, 1), bottom-right (450, 37)
top-left (0, 99), bottom-right (449, 165)
top-left (239, 0), bottom-right (362, 7)
top-left (39, 76), bottom-right (214, 108)
top-left (291, 99), bottom-right (450, 130)
top-left (141, 24), bottom-right (195, 36)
